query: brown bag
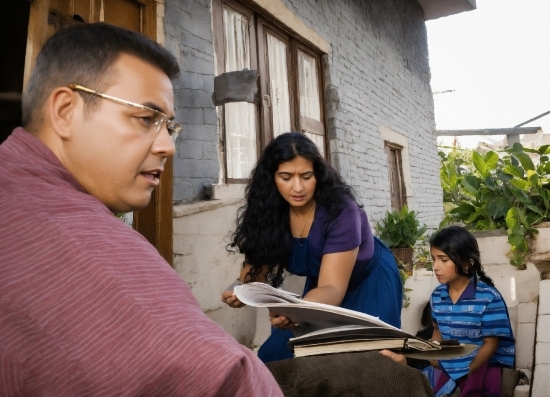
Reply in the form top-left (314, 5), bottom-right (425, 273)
top-left (267, 351), bottom-right (434, 397)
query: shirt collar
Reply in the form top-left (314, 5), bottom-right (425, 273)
top-left (441, 278), bottom-right (476, 302)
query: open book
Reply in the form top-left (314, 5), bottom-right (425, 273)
top-left (234, 282), bottom-right (477, 359)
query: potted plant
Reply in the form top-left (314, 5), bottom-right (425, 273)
top-left (375, 205), bottom-right (428, 274)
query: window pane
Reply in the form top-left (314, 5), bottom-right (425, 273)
top-left (298, 50), bottom-right (321, 121)
top-left (305, 131), bottom-right (325, 157)
top-left (223, 6), bottom-right (257, 178)
top-left (267, 33), bottom-right (291, 138)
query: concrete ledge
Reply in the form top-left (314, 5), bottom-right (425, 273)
top-left (536, 316), bottom-right (550, 343)
top-left (476, 235), bottom-right (510, 264)
top-left (513, 384), bottom-right (529, 397)
top-left (173, 198), bottom-right (243, 217)
top-left (539, 280), bottom-right (550, 315)
top-left (532, 364), bottom-right (550, 397)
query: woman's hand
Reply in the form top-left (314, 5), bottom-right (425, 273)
top-left (221, 290), bottom-right (246, 308)
top-left (269, 310), bottom-right (296, 329)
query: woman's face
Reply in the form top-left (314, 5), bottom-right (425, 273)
top-left (274, 156), bottom-right (317, 208)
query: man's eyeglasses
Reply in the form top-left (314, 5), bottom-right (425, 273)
top-left (68, 84), bottom-right (181, 144)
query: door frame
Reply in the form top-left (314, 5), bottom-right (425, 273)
top-left (23, 0), bottom-right (174, 265)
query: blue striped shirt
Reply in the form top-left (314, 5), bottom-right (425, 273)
top-left (430, 279), bottom-right (515, 380)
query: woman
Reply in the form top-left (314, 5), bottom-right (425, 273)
top-left (222, 132), bottom-right (402, 363)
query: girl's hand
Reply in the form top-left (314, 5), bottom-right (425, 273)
top-left (379, 349), bottom-right (407, 366)
top-left (429, 359), bottom-right (440, 369)
top-left (221, 290), bottom-right (246, 308)
top-left (269, 310), bottom-right (296, 329)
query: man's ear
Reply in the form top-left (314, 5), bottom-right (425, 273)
top-left (47, 87), bottom-right (80, 139)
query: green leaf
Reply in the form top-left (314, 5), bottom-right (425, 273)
top-left (484, 151), bottom-right (499, 171)
top-left (526, 212), bottom-right (542, 226)
top-left (502, 186), bottom-right (516, 201)
top-left (472, 151), bottom-right (488, 176)
top-left (542, 162), bottom-right (550, 175)
top-left (465, 212), bottom-right (480, 223)
top-left (506, 207), bottom-right (519, 229)
top-left (462, 175), bottom-right (482, 195)
top-left (508, 234), bottom-right (524, 247)
top-left (497, 171), bottom-right (513, 183)
top-left (538, 145), bottom-right (550, 155)
top-left (514, 152), bottom-right (535, 171)
top-left (517, 208), bottom-right (530, 228)
top-left (527, 170), bottom-right (540, 187)
top-left (526, 204), bottom-right (543, 215)
top-left (503, 164), bottom-right (524, 179)
top-left (484, 176), bottom-right (497, 190)
top-left (512, 142), bottom-right (524, 153)
top-left (510, 179), bottom-right (529, 190)
top-left (450, 202), bottom-right (476, 216)
top-left (476, 220), bottom-right (491, 229)
top-left (487, 197), bottom-right (510, 219)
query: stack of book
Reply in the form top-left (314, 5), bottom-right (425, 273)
top-left (234, 282), bottom-right (476, 359)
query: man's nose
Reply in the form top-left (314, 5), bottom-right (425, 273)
top-left (153, 126), bottom-right (176, 156)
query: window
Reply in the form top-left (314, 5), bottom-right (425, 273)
top-left (213, 0), bottom-right (326, 182)
top-left (384, 142), bottom-right (407, 212)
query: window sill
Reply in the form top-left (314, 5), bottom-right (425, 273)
top-left (173, 184), bottom-right (246, 217)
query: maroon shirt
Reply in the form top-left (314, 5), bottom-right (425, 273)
top-left (0, 128), bottom-right (282, 397)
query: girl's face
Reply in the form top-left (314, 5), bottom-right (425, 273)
top-left (431, 246), bottom-right (468, 285)
top-left (274, 156), bottom-right (317, 209)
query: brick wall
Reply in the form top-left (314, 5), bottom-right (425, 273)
top-left (165, 0), bottom-right (443, 228)
top-left (165, 0), bottom-right (220, 203)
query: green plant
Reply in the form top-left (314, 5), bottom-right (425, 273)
top-left (413, 236), bottom-right (433, 271)
top-left (440, 143), bottom-right (550, 267)
top-left (376, 205), bottom-right (428, 248)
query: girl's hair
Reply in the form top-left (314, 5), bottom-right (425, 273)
top-left (228, 132), bottom-right (356, 287)
top-left (430, 226), bottom-right (494, 286)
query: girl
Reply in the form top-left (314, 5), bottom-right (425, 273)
top-left (429, 226), bottom-right (515, 397)
top-left (221, 132), bottom-right (403, 363)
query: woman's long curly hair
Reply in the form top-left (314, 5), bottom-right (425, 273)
top-left (430, 226), bottom-right (494, 286)
top-left (228, 132), bottom-right (356, 287)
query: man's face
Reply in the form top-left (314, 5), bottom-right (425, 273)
top-left (64, 54), bottom-right (176, 213)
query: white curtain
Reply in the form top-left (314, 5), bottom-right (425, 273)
top-left (267, 33), bottom-right (291, 138)
top-left (223, 6), bottom-right (257, 178)
top-left (298, 50), bottom-right (321, 121)
top-left (298, 50), bottom-right (324, 156)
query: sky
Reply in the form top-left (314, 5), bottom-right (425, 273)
top-left (426, 0), bottom-right (550, 149)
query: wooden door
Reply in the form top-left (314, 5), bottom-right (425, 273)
top-left (24, 0), bottom-right (173, 265)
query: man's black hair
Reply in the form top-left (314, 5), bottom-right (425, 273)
top-left (22, 22), bottom-right (180, 130)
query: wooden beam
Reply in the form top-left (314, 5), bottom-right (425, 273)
top-left (437, 127), bottom-right (541, 136)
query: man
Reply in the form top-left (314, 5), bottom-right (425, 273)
top-left (0, 23), bottom-right (282, 396)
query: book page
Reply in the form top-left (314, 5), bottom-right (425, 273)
top-left (234, 282), bottom-right (400, 337)
top-left (233, 282), bottom-right (302, 305)
top-left (289, 325), bottom-right (411, 345)
top-left (293, 338), bottom-right (407, 358)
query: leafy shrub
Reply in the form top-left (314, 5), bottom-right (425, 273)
top-left (440, 143), bottom-right (550, 266)
top-left (376, 205), bottom-right (428, 248)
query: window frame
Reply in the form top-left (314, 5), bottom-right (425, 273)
top-left (384, 141), bottom-right (407, 212)
top-left (213, 0), bottom-right (327, 183)
top-left (213, 0), bottom-right (261, 183)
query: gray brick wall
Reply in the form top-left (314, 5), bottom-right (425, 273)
top-left (165, 0), bottom-right (219, 203)
top-left (280, 0), bottom-right (443, 229)
top-left (166, 0), bottom-right (443, 228)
